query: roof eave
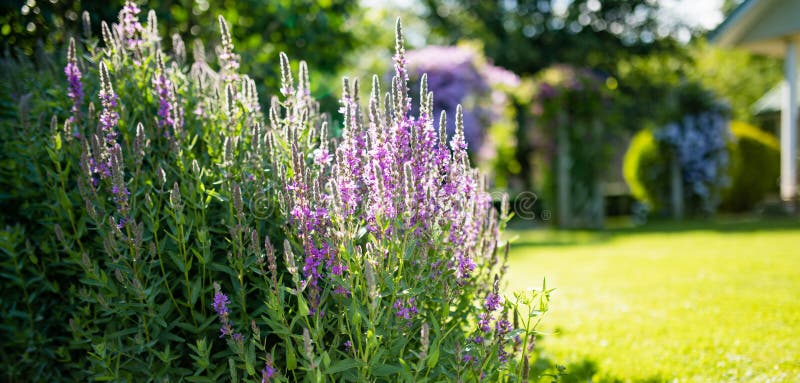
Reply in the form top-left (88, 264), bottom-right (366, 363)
top-left (709, 0), bottom-right (760, 47)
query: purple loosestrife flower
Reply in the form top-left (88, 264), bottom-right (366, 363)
top-left (118, 1), bottom-right (144, 51)
top-left (98, 62), bottom-right (120, 148)
top-left (82, 62), bottom-right (129, 216)
top-left (261, 355), bottom-right (276, 383)
top-left (218, 16), bottom-right (240, 83)
top-left (65, 38), bottom-right (83, 124)
top-left (271, 21), bottom-right (502, 341)
top-left (484, 291), bottom-right (502, 312)
top-left (152, 53), bottom-right (184, 138)
top-left (213, 283), bottom-right (241, 339)
top-left (393, 297), bottom-right (419, 326)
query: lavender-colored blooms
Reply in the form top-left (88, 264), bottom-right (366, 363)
top-left (83, 62), bottom-right (129, 215)
top-left (65, 38), bottom-right (83, 124)
top-left (154, 73), bottom-right (174, 129)
top-left (404, 45), bottom-right (519, 156)
top-left (484, 291), bottom-right (502, 312)
top-left (153, 56), bottom-right (184, 138)
top-left (213, 285), bottom-right (241, 339)
top-left (393, 297), bottom-right (419, 322)
top-left (269, 22), bottom-right (503, 346)
top-left (117, 1), bottom-right (144, 50)
top-left (98, 65), bottom-right (120, 148)
top-left (655, 111), bottom-right (730, 212)
top-left (261, 364), bottom-right (275, 383)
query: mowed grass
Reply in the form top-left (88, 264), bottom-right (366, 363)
top-left (505, 217), bottom-right (800, 383)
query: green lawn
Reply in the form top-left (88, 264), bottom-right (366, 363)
top-left (505, 217), bottom-right (800, 383)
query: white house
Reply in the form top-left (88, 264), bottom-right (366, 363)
top-left (711, 0), bottom-right (800, 208)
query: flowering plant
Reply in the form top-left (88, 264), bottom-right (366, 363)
top-left (214, 20), bottom-right (549, 383)
top-left (2, 3), bottom-right (550, 381)
top-left (624, 82), bottom-right (732, 215)
top-left (404, 44), bottom-right (522, 186)
top-left (655, 112), bottom-right (731, 213)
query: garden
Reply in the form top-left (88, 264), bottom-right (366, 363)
top-left (0, 1), bottom-right (798, 382)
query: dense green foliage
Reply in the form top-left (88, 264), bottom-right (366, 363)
top-left (0, 4), bottom-right (550, 382)
top-left (0, 51), bottom-right (81, 381)
top-left (419, 0), bottom-right (681, 77)
top-left (1, 0), bottom-right (359, 115)
top-left (690, 40), bottom-right (782, 122)
top-left (507, 218), bottom-right (800, 382)
top-left (723, 121), bottom-right (780, 212)
top-left (526, 65), bottom-right (617, 227)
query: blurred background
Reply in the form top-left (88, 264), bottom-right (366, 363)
top-left (2, 0), bottom-right (799, 381)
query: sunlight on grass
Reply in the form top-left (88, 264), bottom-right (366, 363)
top-left (506, 218), bottom-right (800, 383)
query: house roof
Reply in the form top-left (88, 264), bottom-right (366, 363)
top-left (710, 0), bottom-right (800, 56)
top-left (752, 82), bottom-right (786, 114)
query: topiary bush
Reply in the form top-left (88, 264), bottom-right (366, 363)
top-left (722, 121), bottom-right (780, 212)
top-left (1, 3), bottom-right (551, 382)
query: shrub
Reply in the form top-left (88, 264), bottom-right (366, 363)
top-left (623, 83), bottom-right (732, 215)
top-left (1, 3), bottom-right (550, 382)
top-left (0, 48), bottom-right (87, 381)
top-left (722, 121), bottom-right (780, 212)
top-left (623, 127), bottom-right (670, 211)
top-left (623, 117), bottom-right (732, 215)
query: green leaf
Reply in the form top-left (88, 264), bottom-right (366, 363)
top-left (325, 359), bottom-right (360, 374)
top-left (286, 341), bottom-right (297, 370)
top-left (297, 294), bottom-right (309, 316)
top-left (371, 364), bottom-right (402, 377)
top-left (426, 344), bottom-right (439, 369)
top-left (322, 351), bottom-right (331, 369)
top-left (228, 358), bottom-right (238, 383)
top-left (245, 341), bottom-right (256, 375)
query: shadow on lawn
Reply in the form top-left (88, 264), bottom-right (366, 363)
top-left (611, 216), bottom-right (800, 235)
top-left (506, 216), bottom-right (800, 249)
top-left (530, 353), bottom-right (666, 383)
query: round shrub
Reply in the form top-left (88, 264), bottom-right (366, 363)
top-left (722, 121), bottom-right (780, 211)
top-left (623, 127), bottom-right (671, 211)
top-left (623, 119), bottom-right (733, 215)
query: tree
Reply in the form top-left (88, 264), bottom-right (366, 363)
top-left (420, 0), bottom-right (682, 76)
top-left (1, 0), bottom-right (360, 111)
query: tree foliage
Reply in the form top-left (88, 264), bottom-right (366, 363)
top-left (420, 0), bottom-right (683, 76)
top-left (1, 0), bottom-right (360, 110)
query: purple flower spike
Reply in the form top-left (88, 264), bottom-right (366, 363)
top-left (213, 283), bottom-right (239, 339)
top-left (65, 38), bottom-right (83, 123)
